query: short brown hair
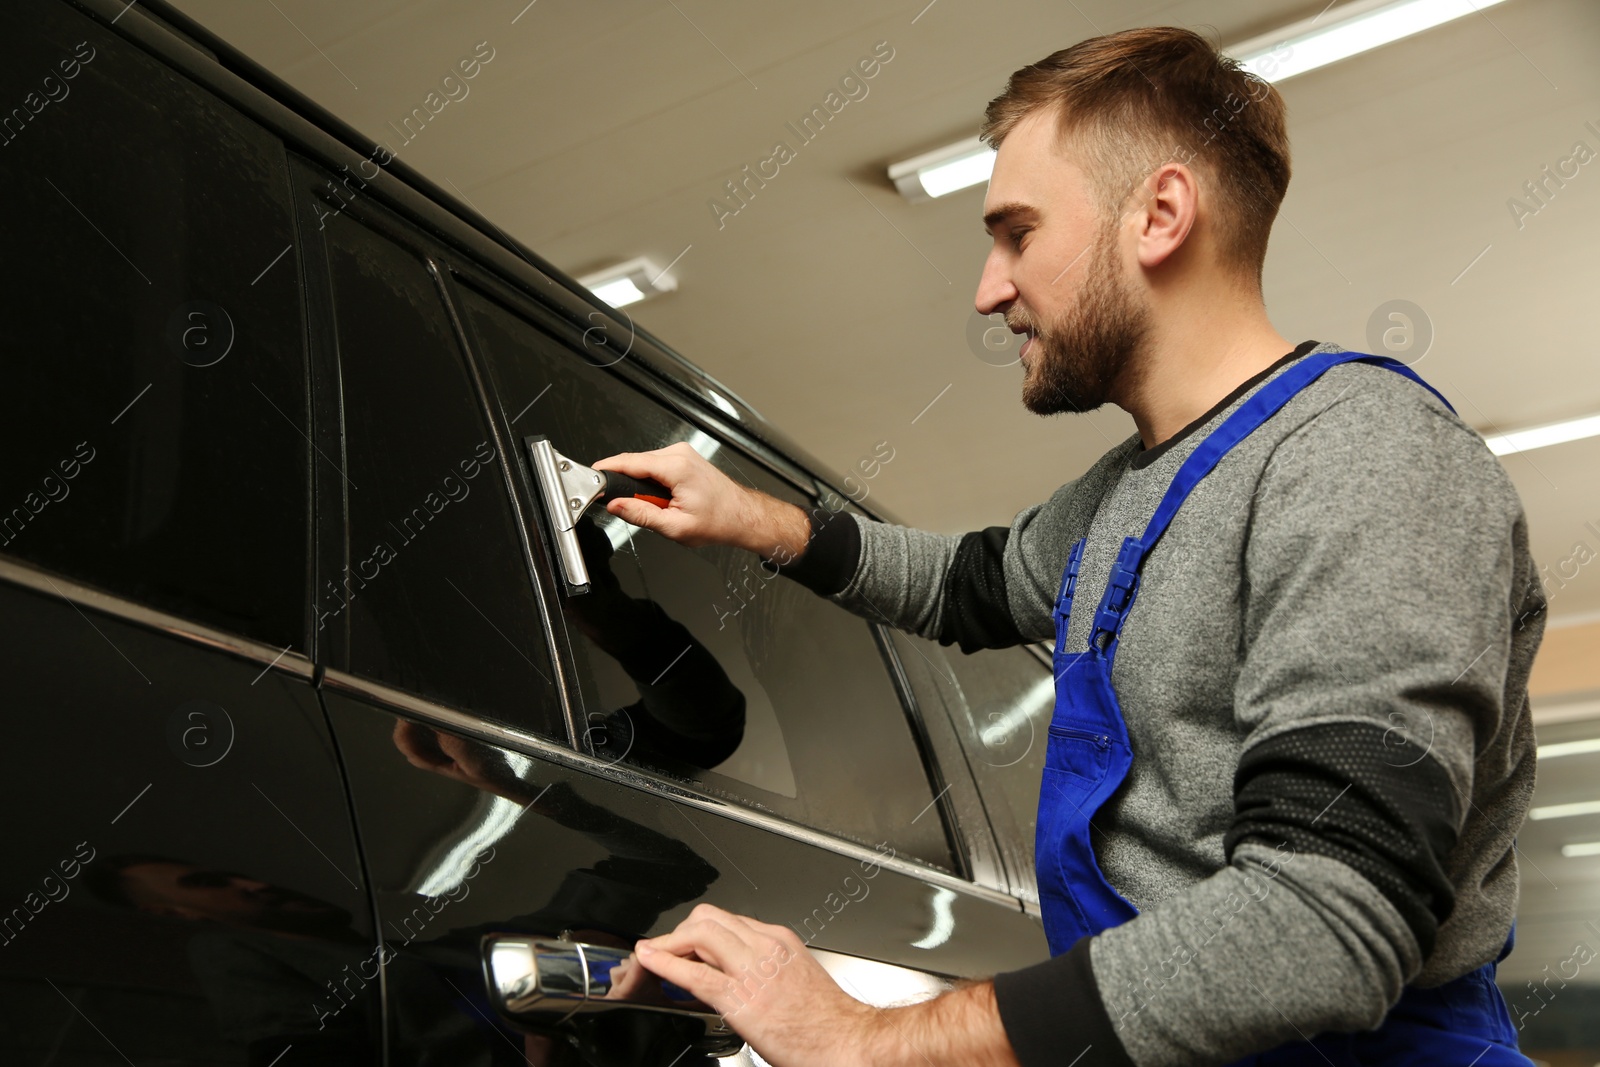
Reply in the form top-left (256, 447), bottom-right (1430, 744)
top-left (980, 27), bottom-right (1291, 284)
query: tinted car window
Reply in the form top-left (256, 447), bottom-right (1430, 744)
top-left (320, 212), bottom-right (562, 738)
top-left (0, 1), bottom-right (307, 647)
top-left (460, 285), bottom-right (953, 869)
top-left (889, 634), bottom-right (1054, 898)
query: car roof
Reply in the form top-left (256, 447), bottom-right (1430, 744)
top-left (81, 0), bottom-right (886, 518)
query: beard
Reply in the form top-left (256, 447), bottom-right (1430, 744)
top-left (1009, 225), bottom-right (1149, 416)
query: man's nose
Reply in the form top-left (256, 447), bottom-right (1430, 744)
top-left (974, 249), bottom-right (1018, 317)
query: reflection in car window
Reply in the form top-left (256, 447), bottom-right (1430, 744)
top-left (322, 215), bottom-right (562, 739)
top-left (460, 285), bottom-right (954, 869)
top-left (0, 7), bottom-right (307, 647)
top-left (889, 634), bottom-right (1054, 900)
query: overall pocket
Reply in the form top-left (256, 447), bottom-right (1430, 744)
top-left (1045, 724), bottom-right (1112, 785)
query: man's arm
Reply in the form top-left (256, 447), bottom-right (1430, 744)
top-left (594, 437), bottom-right (1136, 651)
top-left (632, 903), bottom-right (1021, 1067)
top-left (775, 439), bottom-right (1138, 650)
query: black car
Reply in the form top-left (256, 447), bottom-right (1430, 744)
top-left (0, 1), bottom-right (1056, 1063)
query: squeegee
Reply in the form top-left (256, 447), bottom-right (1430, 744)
top-left (525, 435), bottom-right (671, 593)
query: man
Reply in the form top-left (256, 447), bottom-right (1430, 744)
top-left (595, 26), bottom-right (1544, 1067)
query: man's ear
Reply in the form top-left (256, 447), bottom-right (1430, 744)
top-left (1133, 162), bottom-right (1198, 270)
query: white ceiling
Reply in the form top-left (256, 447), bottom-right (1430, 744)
top-left (169, 0), bottom-right (1600, 625)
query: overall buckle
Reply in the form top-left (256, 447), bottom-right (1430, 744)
top-left (1090, 539), bottom-right (1144, 650)
top-left (1054, 539), bottom-right (1086, 653)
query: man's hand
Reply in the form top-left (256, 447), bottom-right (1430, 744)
top-left (630, 903), bottom-right (1021, 1067)
top-left (592, 442), bottom-right (810, 560)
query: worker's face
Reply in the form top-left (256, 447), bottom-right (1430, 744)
top-left (120, 861), bottom-right (352, 936)
top-left (975, 109), bottom-right (1148, 415)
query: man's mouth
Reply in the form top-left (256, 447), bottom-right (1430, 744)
top-left (1014, 325), bottom-right (1035, 361)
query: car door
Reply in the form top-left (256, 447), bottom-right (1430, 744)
top-left (452, 257), bottom-right (1056, 1053)
top-left (290, 148), bottom-right (1048, 1064)
top-left (0, 3), bottom-right (380, 1063)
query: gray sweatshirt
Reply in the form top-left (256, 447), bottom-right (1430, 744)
top-left (772, 341), bottom-right (1544, 1066)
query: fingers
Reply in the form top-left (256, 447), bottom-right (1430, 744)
top-left (635, 905), bottom-right (799, 1002)
top-left (632, 947), bottom-right (740, 1015)
top-left (588, 451), bottom-right (640, 476)
top-left (684, 903), bottom-right (780, 946)
top-left (602, 956), bottom-right (652, 1001)
top-left (590, 444), bottom-right (749, 550)
top-left (391, 721), bottom-right (448, 769)
top-left (592, 442), bottom-right (697, 481)
top-left (606, 495), bottom-right (716, 549)
top-left (640, 913), bottom-right (761, 975)
top-left (605, 496), bottom-right (663, 528)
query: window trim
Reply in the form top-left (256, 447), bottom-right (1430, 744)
top-left (873, 622), bottom-right (1003, 889)
top-left (429, 255), bottom-right (585, 750)
top-left (319, 662), bottom-right (1024, 912)
top-left (889, 634), bottom-right (1058, 904)
top-left (0, 554), bottom-right (316, 684)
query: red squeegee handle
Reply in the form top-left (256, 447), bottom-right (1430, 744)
top-left (599, 471), bottom-right (672, 509)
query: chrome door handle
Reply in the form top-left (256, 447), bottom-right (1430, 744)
top-left (482, 935), bottom-right (743, 1056)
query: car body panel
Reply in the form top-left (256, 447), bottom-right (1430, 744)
top-left (1, 1), bottom-right (1055, 1063)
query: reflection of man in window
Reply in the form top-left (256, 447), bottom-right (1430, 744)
top-left (565, 512), bottom-right (746, 771)
top-left (85, 746), bottom-right (725, 1067)
top-left (85, 856), bottom-right (416, 1064)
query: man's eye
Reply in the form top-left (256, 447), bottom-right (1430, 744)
top-left (1010, 229), bottom-right (1029, 248)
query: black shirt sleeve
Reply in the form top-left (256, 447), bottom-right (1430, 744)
top-left (938, 525), bottom-right (1027, 652)
top-left (993, 936), bottom-right (1135, 1067)
top-left (767, 505), bottom-right (861, 596)
top-left (771, 510), bottom-right (1028, 653)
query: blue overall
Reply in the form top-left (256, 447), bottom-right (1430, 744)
top-left (1036, 349), bottom-right (1531, 1065)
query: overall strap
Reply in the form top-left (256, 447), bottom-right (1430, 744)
top-left (1088, 351), bottom-right (1454, 651)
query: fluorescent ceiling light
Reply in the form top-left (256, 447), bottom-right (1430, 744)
top-left (1538, 738), bottom-right (1600, 760)
top-left (1529, 799), bottom-right (1600, 821)
top-left (889, 135), bottom-right (994, 202)
top-left (890, 0), bottom-right (1513, 203)
top-left (589, 276), bottom-right (647, 307)
top-left (1228, 0), bottom-right (1515, 83)
top-left (1485, 414), bottom-right (1600, 457)
top-left (577, 256), bottom-right (677, 308)
top-left (1562, 841), bottom-right (1600, 858)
